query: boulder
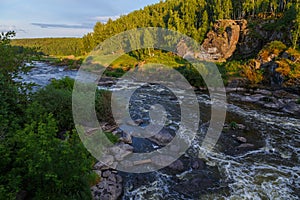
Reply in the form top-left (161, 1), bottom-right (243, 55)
top-left (94, 155), bottom-right (115, 170)
top-left (119, 132), bottom-right (132, 144)
top-left (92, 171), bottom-right (123, 200)
top-left (236, 136), bottom-right (247, 143)
top-left (191, 158), bottom-right (206, 170)
top-left (282, 102), bottom-right (300, 116)
top-left (168, 160), bottom-right (184, 171)
top-left (148, 129), bottom-right (174, 146)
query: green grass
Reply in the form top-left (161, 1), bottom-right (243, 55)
top-left (104, 132), bottom-right (119, 144)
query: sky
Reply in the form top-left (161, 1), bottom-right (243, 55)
top-left (0, 0), bottom-right (161, 38)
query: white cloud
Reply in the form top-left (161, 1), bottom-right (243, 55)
top-left (0, 25), bottom-right (26, 33)
top-left (31, 23), bottom-right (94, 29)
top-left (90, 15), bottom-right (120, 22)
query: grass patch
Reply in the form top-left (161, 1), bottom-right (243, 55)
top-left (104, 132), bottom-right (119, 144)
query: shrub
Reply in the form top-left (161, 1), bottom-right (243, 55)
top-left (30, 82), bottom-right (73, 131)
top-left (95, 90), bottom-right (115, 124)
top-left (229, 121), bottom-right (238, 129)
top-left (276, 59), bottom-right (291, 76)
top-left (258, 41), bottom-right (287, 62)
top-left (13, 115), bottom-right (94, 199)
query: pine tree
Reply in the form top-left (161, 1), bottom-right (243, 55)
top-left (292, 0), bottom-right (300, 49)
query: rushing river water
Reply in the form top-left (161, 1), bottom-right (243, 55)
top-left (22, 62), bottom-right (300, 200)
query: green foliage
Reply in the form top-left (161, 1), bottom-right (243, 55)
top-left (81, 0), bottom-right (297, 53)
top-left (175, 63), bottom-right (206, 88)
top-left (296, 99), bottom-right (300, 104)
top-left (229, 121), bottom-right (238, 129)
top-left (95, 90), bottom-right (115, 124)
top-left (29, 77), bottom-right (74, 131)
top-left (0, 32), bottom-right (99, 200)
top-left (13, 116), bottom-right (93, 199)
top-left (259, 41), bottom-right (287, 62)
top-left (0, 31), bottom-right (32, 79)
top-left (11, 38), bottom-right (84, 56)
top-left (104, 67), bottom-right (126, 78)
top-left (105, 132), bottom-right (119, 144)
top-left (292, 0), bottom-right (300, 49)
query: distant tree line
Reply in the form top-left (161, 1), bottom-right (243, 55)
top-left (11, 38), bottom-right (85, 56)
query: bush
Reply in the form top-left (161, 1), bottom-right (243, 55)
top-left (95, 90), bottom-right (115, 124)
top-left (29, 77), bottom-right (74, 131)
top-left (258, 41), bottom-right (287, 62)
top-left (13, 115), bottom-right (94, 199)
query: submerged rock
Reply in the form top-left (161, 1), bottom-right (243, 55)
top-left (148, 128), bottom-right (174, 146)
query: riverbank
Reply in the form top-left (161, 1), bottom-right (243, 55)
top-left (33, 55), bottom-right (84, 70)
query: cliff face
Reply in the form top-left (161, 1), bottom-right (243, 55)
top-left (180, 19), bottom-right (293, 62)
top-left (201, 20), bottom-right (245, 61)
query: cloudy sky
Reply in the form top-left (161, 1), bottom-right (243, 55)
top-left (0, 0), bottom-right (160, 38)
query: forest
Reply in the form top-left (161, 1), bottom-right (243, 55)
top-left (83, 0), bottom-right (300, 52)
top-left (11, 38), bottom-right (85, 56)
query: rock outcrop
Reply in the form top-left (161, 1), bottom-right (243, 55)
top-left (178, 19), bottom-right (247, 61)
top-left (201, 20), bottom-right (245, 61)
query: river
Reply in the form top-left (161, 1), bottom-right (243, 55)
top-left (21, 62), bottom-right (300, 199)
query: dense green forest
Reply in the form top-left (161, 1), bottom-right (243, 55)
top-left (11, 38), bottom-right (85, 56)
top-left (82, 0), bottom-right (300, 52)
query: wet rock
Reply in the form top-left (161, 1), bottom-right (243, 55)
top-left (236, 136), bottom-right (247, 143)
top-left (241, 94), bottom-right (265, 103)
top-left (255, 89), bottom-right (272, 96)
top-left (273, 90), bottom-right (299, 99)
top-left (237, 124), bottom-right (246, 130)
top-left (92, 170), bottom-right (123, 200)
top-left (148, 129), bottom-right (174, 146)
top-left (282, 102), bottom-right (300, 116)
top-left (237, 143), bottom-right (254, 148)
top-left (119, 132), bottom-right (132, 144)
top-left (110, 143), bottom-right (134, 154)
top-left (94, 155), bottom-right (115, 170)
top-left (172, 172), bottom-right (220, 198)
top-left (109, 143), bottom-right (134, 162)
top-left (168, 160), bottom-right (184, 171)
top-left (191, 158), bottom-right (206, 170)
top-left (108, 173), bottom-right (117, 182)
top-left (134, 119), bottom-right (143, 125)
top-left (102, 170), bottom-right (112, 178)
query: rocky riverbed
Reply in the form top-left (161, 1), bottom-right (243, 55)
top-left (89, 80), bottom-right (300, 200)
top-left (20, 62), bottom-right (300, 199)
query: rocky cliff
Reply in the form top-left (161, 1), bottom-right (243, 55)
top-left (179, 19), bottom-right (293, 62)
top-left (201, 20), bottom-right (245, 61)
